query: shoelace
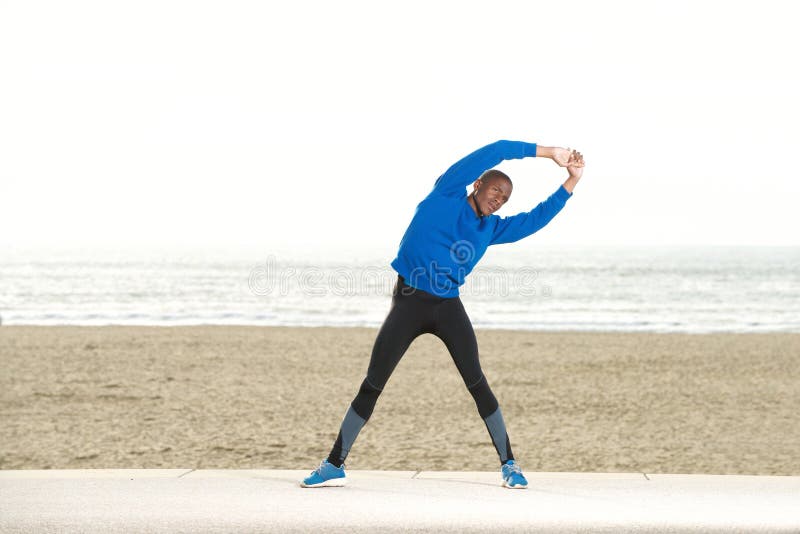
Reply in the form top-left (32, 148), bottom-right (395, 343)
top-left (504, 462), bottom-right (523, 476)
top-left (314, 460), bottom-right (344, 475)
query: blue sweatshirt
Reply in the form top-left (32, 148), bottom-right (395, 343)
top-left (390, 140), bottom-right (573, 297)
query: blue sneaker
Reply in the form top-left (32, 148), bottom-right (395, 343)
top-left (501, 460), bottom-right (528, 489)
top-left (301, 460), bottom-right (347, 488)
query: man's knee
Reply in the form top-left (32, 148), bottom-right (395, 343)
top-left (467, 374), bottom-right (499, 419)
top-left (351, 377), bottom-right (383, 420)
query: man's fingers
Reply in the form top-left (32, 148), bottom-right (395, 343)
top-left (568, 154), bottom-right (585, 168)
top-left (563, 148), bottom-right (585, 169)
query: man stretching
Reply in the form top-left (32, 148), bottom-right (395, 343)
top-left (301, 140), bottom-right (585, 489)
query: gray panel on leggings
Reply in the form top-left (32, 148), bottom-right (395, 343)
top-left (484, 408), bottom-right (509, 462)
top-left (340, 405), bottom-right (367, 458)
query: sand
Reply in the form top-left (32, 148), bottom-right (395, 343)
top-left (1, 326), bottom-right (799, 475)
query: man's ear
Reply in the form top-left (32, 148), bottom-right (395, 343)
top-left (472, 179), bottom-right (482, 191)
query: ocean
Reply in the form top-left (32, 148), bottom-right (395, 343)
top-left (1, 246), bottom-right (798, 333)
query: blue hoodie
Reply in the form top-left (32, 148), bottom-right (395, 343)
top-left (390, 140), bottom-right (572, 297)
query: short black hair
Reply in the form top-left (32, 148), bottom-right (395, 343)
top-left (478, 169), bottom-right (512, 186)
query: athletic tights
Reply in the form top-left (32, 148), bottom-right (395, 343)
top-left (327, 275), bottom-right (515, 467)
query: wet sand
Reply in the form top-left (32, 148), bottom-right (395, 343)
top-left (1, 326), bottom-right (798, 474)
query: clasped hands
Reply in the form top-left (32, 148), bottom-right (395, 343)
top-left (551, 147), bottom-right (584, 168)
top-left (550, 147), bottom-right (584, 180)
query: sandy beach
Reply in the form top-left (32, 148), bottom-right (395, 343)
top-left (1, 326), bottom-right (798, 475)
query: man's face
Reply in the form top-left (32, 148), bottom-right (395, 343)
top-left (474, 177), bottom-right (512, 215)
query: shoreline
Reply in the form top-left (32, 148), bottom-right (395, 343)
top-left (4, 324), bottom-right (798, 334)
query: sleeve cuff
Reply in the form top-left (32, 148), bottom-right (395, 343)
top-left (556, 184), bottom-right (573, 201)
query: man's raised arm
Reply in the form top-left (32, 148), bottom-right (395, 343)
top-left (433, 140), bottom-right (572, 197)
top-left (489, 149), bottom-right (585, 244)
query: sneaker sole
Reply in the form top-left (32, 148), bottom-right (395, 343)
top-left (502, 479), bottom-right (528, 489)
top-left (300, 478), bottom-right (347, 488)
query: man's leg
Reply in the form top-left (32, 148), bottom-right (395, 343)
top-left (434, 297), bottom-right (515, 465)
top-left (326, 281), bottom-right (427, 467)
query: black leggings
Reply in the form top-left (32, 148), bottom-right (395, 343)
top-left (327, 275), bottom-right (515, 466)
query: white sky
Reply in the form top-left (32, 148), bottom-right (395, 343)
top-left (2, 0), bottom-right (799, 259)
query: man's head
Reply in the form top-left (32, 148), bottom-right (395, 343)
top-left (470, 169), bottom-right (512, 216)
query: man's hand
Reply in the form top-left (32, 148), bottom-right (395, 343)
top-left (568, 149), bottom-right (584, 169)
top-left (541, 146), bottom-right (585, 168)
top-left (563, 151), bottom-right (585, 193)
top-left (567, 162), bottom-right (583, 180)
top-left (550, 147), bottom-right (572, 167)
top-left (537, 146), bottom-right (571, 166)
top-left (568, 150), bottom-right (584, 179)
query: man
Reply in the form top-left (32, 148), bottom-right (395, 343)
top-left (301, 140), bottom-right (584, 489)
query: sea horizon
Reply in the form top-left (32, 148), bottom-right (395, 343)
top-left (2, 245), bottom-right (799, 333)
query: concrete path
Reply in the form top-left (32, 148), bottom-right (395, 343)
top-left (1, 469), bottom-right (798, 533)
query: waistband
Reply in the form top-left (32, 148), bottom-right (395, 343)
top-left (394, 275), bottom-right (453, 302)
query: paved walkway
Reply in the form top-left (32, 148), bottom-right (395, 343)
top-left (1, 469), bottom-right (798, 533)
